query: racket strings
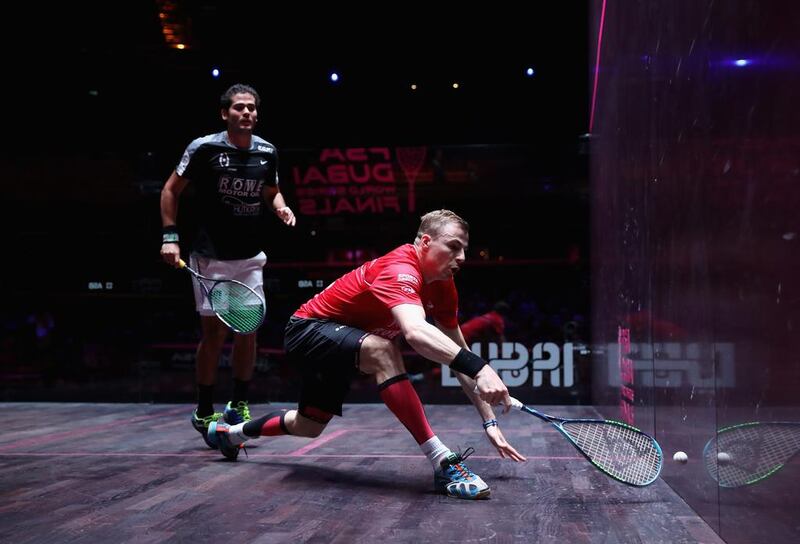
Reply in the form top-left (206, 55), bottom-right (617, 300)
top-left (705, 424), bottom-right (800, 487)
top-left (210, 282), bottom-right (265, 333)
top-left (562, 421), bottom-right (661, 486)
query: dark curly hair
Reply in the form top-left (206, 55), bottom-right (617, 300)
top-left (220, 84), bottom-right (261, 109)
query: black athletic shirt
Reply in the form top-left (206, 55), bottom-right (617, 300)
top-left (177, 131), bottom-right (279, 259)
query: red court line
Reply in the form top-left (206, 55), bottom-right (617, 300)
top-left (288, 429), bottom-right (350, 456)
top-left (0, 406), bottom-right (188, 452)
top-left (0, 451), bottom-right (580, 460)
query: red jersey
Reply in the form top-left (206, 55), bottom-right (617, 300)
top-left (294, 244), bottom-right (459, 339)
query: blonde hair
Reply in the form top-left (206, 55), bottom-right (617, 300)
top-left (414, 209), bottom-right (469, 243)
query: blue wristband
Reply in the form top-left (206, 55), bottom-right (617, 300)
top-left (482, 419), bottom-right (498, 429)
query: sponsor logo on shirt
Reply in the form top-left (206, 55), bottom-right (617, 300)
top-left (218, 176), bottom-right (265, 197)
top-left (257, 145), bottom-right (274, 153)
top-left (221, 196), bottom-right (261, 216)
top-left (218, 153), bottom-right (230, 168)
top-left (397, 273), bottom-right (420, 285)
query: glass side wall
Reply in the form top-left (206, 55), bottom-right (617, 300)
top-left (590, 1), bottom-right (800, 542)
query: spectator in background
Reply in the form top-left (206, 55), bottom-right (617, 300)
top-left (461, 301), bottom-right (511, 346)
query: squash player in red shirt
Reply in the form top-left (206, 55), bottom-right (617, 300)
top-left (209, 210), bottom-right (526, 499)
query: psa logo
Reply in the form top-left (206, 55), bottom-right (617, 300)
top-left (442, 342), bottom-right (576, 388)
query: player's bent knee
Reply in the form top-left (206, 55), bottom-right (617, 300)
top-left (293, 406), bottom-right (332, 438)
top-left (293, 418), bottom-right (326, 438)
top-left (359, 335), bottom-right (403, 375)
top-left (302, 426), bottom-right (325, 438)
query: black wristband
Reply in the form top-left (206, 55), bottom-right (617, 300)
top-left (450, 348), bottom-right (487, 379)
top-left (162, 225), bottom-right (179, 244)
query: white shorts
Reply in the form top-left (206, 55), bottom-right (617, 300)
top-left (189, 252), bottom-right (267, 316)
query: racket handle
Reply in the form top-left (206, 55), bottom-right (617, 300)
top-left (178, 259), bottom-right (187, 269)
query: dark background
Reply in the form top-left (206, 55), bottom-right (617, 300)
top-left (9, 2), bottom-right (589, 149)
top-left (1, 1), bottom-right (592, 405)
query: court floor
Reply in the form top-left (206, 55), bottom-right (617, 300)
top-left (0, 403), bottom-right (722, 543)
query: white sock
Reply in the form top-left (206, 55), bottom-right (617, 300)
top-left (225, 423), bottom-right (251, 446)
top-left (420, 436), bottom-right (451, 470)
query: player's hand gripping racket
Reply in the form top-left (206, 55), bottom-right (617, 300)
top-left (507, 396), bottom-right (663, 486)
top-left (178, 259), bottom-right (265, 334)
top-left (703, 421), bottom-right (800, 487)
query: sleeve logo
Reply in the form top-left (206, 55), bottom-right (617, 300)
top-left (397, 273), bottom-right (420, 286)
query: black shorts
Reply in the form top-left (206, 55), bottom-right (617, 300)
top-left (284, 316), bottom-right (370, 417)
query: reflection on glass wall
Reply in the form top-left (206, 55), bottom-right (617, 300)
top-left (590, 0), bottom-right (800, 542)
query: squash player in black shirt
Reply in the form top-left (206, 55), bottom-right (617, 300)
top-left (160, 84), bottom-right (296, 448)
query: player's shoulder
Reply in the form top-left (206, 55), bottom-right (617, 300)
top-left (378, 245), bottom-right (422, 281)
top-left (252, 135), bottom-right (277, 154)
top-left (381, 244), bottom-right (419, 267)
top-left (184, 131), bottom-right (227, 154)
top-left (190, 131), bottom-right (226, 146)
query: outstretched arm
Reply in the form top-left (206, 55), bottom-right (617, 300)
top-left (391, 304), bottom-right (510, 408)
top-left (437, 321), bottom-right (526, 462)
